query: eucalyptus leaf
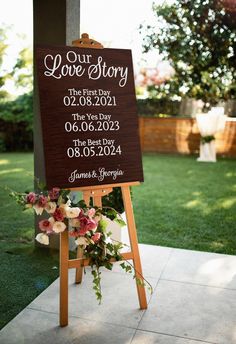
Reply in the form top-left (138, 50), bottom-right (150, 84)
top-left (114, 218), bottom-right (126, 227)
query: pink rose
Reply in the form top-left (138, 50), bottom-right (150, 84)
top-left (77, 227), bottom-right (89, 236)
top-left (53, 208), bottom-right (64, 222)
top-left (49, 187), bottom-right (60, 200)
top-left (38, 195), bottom-right (48, 208)
top-left (91, 232), bottom-right (101, 243)
top-left (39, 219), bottom-right (53, 234)
top-left (78, 216), bottom-right (97, 236)
top-left (26, 192), bottom-right (36, 204)
top-left (69, 230), bottom-right (79, 238)
top-left (87, 208), bottom-right (96, 218)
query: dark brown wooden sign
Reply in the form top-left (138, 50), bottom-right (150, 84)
top-left (36, 45), bottom-right (144, 188)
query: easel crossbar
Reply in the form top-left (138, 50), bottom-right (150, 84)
top-left (68, 252), bottom-right (134, 269)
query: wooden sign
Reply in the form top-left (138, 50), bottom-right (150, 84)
top-left (36, 45), bottom-right (144, 188)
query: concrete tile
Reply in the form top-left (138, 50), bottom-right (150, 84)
top-left (104, 225), bottom-right (173, 279)
top-left (162, 248), bottom-right (236, 289)
top-left (139, 280), bottom-right (236, 344)
top-left (28, 269), bottom-right (156, 328)
top-left (112, 244), bottom-right (173, 280)
top-left (132, 330), bottom-right (209, 344)
top-left (3, 245), bottom-right (236, 344)
top-left (0, 308), bottom-right (135, 344)
top-left (139, 244), bottom-right (173, 279)
top-left (120, 223), bottom-right (130, 246)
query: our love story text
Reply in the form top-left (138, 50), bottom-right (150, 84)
top-left (43, 51), bottom-right (128, 87)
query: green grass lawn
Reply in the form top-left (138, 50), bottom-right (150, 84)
top-left (0, 153), bottom-right (59, 329)
top-left (134, 154), bottom-right (236, 254)
top-left (1, 152), bottom-right (236, 329)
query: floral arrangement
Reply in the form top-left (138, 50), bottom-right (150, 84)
top-left (200, 135), bottom-right (215, 144)
top-left (10, 186), bottom-right (152, 302)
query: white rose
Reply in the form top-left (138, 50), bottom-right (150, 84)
top-left (53, 221), bottom-right (66, 233)
top-left (66, 199), bottom-right (71, 206)
top-left (70, 218), bottom-right (80, 227)
top-left (65, 207), bottom-right (81, 219)
top-left (33, 204), bottom-right (44, 215)
top-left (35, 233), bottom-right (49, 245)
top-left (45, 202), bottom-right (57, 214)
top-left (75, 236), bottom-right (89, 247)
top-left (59, 203), bottom-right (69, 216)
top-left (59, 199), bottom-right (71, 209)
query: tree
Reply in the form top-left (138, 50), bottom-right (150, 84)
top-left (0, 92), bottom-right (33, 151)
top-left (0, 28), bottom-right (33, 99)
top-left (0, 27), bottom-right (33, 151)
top-left (140, 0), bottom-right (236, 107)
top-left (0, 28), bottom-right (10, 99)
top-left (11, 46), bottom-right (33, 92)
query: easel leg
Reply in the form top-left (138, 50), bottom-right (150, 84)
top-left (75, 192), bottom-right (90, 283)
top-left (75, 247), bottom-right (84, 283)
top-left (121, 186), bottom-right (147, 309)
top-left (60, 230), bottom-right (69, 326)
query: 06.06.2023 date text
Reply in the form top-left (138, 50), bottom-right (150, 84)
top-left (64, 120), bottom-right (120, 132)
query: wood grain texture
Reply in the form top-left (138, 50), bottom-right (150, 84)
top-left (35, 45), bottom-right (143, 188)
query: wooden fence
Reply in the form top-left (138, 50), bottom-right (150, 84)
top-left (139, 117), bottom-right (236, 157)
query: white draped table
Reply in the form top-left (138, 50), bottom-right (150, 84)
top-left (196, 107), bottom-right (226, 162)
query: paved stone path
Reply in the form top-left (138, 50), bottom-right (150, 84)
top-left (1, 244), bottom-right (236, 344)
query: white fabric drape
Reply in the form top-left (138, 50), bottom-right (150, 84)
top-left (196, 107), bottom-right (226, 162)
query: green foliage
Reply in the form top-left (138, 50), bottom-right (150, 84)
top-left (97, 218), bottom-right (108, 232)
top-left (114, 217), bottom-right (126, 227)
top-left (102, 187), bottom-right (124, 213)
top-left (91, 269), bottom-right (102, 303)
top-left (0, 92), bottom-right (33, 151)
top-left (9, 190), bottom-right (28, 207)
top-left (104, 208), bottom-right (118, 220)
top-left (0, 28), bottom-right (33, 99)
top-left (141, 0), bottom-right (236, 105)
top-left (0, 137), bottom-right (6, 152)
top-left (0, 27), bottom-right (33, 151)
top-left (137, 98), bottom-right (180, 117)
top-left (201, 135), bottom-right (215, 144)
top-left (11, 47), bottom-right (33, 91)
top-left (120, 262), bottom-right (132, 273)
top-left (0, 92), bottom-right (33, 129)
top-left (0, 28), bottom-right (9, 91)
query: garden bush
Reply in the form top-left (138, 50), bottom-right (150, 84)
top-left (0, 92), bottom-right (33, 151)
top-left (137, 98), bottom-right (180, 117)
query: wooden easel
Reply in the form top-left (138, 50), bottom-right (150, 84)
top-left (59, 34), bottom-right (147, 327)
